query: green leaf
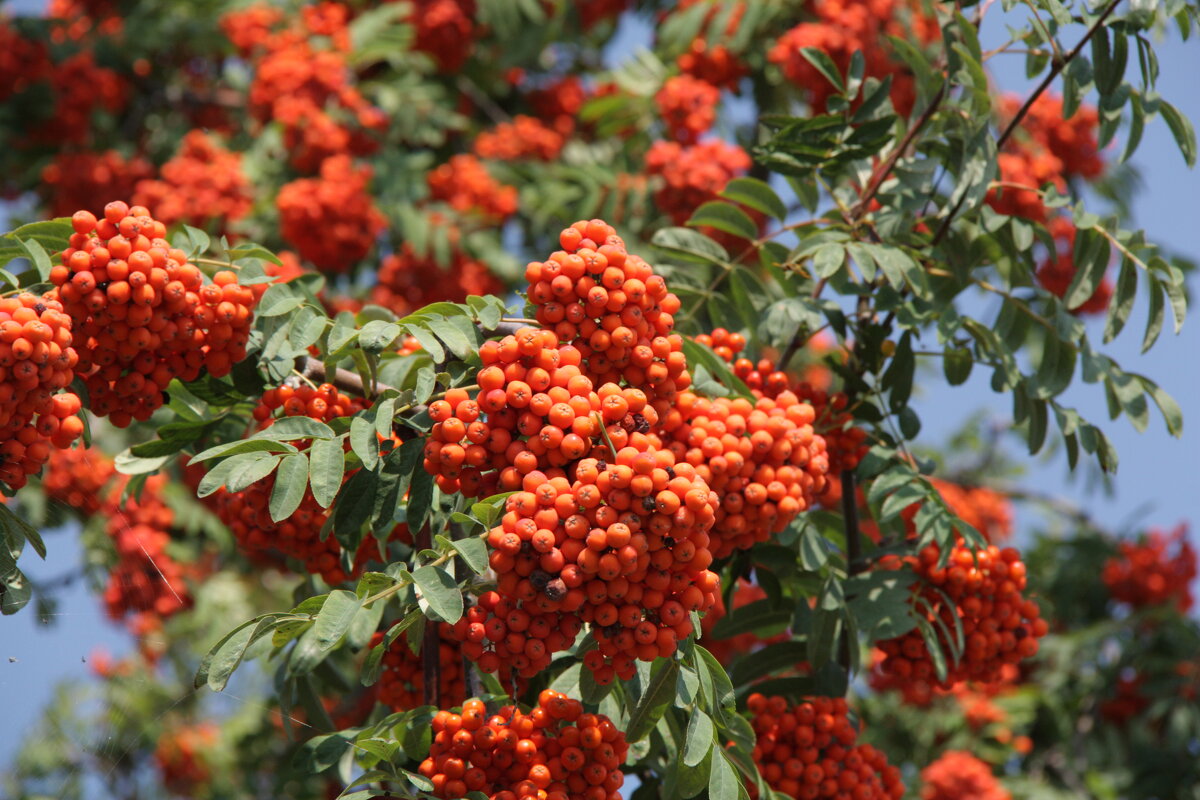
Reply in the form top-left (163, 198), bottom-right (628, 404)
top-left (710, 598), bottom-right (793, 640)
top-left (708, 749), bottom-right (740, 800)
top-left (309, 436), bottom-right (346, 508)
top-left (651, 226), bottom-right (731, 266)
top-left (413, 564), bottom-right (463, 623)
top-left (942, 347), bottom-right (973, 386)
top-left (688, 202), bottom-right (759, 242)
top-left (270, 454), bottom-right (309, 522)
top-left (1139, 377), bottom-right (1183, 437)
top-left (1160, 99), bottom-right (1197, 167)
top-left (799, 525), bottom-right (829, 570)
top-left (203, 617), bottom-right (277, 692)
top-left (451, 536), bottom-right (489, 574)
top-left (226, 454), bottom-right (282, 493)
top-left (313, 589), bottom-right (363, 651)
top-left (251, 415), bottom-right (335, 441)
top-left (188, 438), bottom-right (297, 464)
top-left (625, 658), bottom-right (680, 743)
top-left (720, 177), bottom-right (787, 220)
top-left (258, 284), bottom-right (304, 317)
top-left (683, 711), bottom-right (715, 768)
top-left (1065, 228), bottom-right (1110, 310)
top-left (350, 415), bottom-right (379, 470)
top-left (15, 237), bottom-right (52, 281)
top-left (799, 47), bottom-right (845, 93)
top-left (731, 641), bottom-right (809, 686)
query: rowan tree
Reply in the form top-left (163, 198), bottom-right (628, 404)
top-left (0, 1), bottom-right (1197, 799)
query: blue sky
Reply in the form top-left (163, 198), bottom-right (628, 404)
top-left (2, 1), bottom-right (1198, 779)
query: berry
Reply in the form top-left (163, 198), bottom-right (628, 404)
top-left (655, 75), bottom-right (720, 144)
top-left (102, 474), bottom-right (192, 627)
top-left (920, 751), bottom-right (1010, 800)
top-left (41, 150), bottom-right (153, 219)
top-left (0, 291), bottom-right (85, 488)
top-left (216, 381), bottom-right (408, 584)
top-left (1102, 523), bottom-right (1196, 611)
top-left (51, 203), bottom-right (258, 427)
top-left (427, 155), bottom-right (518, 223)
top-left (526, 220), bottom-right (692, 403)
top-left (747, 693), bottom-right (905, 800)
top-left (276, 156), bottom-right (386, 272)
top-left (41, 445), bottom-right (115, 515)
top-left (474, 116), bottom-right (566, 162)
top-left (132, 131), bottom-right (252, 234)
top-left (658, 388), bottom-right (830, 558)
top-left (154, 723), bottom-right (220, 796)
top-left (875, 542), bottom-right (1048, 689)
top-left (418, 692), bottom-right (628, 800)
top-left (375, 623), bottom-right (470, 710)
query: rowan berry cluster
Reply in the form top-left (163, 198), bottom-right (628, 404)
top-left (875, 542), bottom-right (1048, 689)
top-left (102, 474), bottom-right (193, 625)
top-left (219, 3), bottom-right (284, 55)
top-left (276, 155), bottom-right (387, 272)
top-left (41, 150), bottom-right (153, 219)
top-left (370, 244), bottom-right (503, 319)
top-left (1036, 216), bottom-right (1113, 315)
top-left (42, 445), bottom-right (115, 515)
top-left (988, 149), bottom-right (1067, 222)
top-left (1098, 673), bottom-right (1148, 724)
top-left (47, 0), bottom-right (122, 44)
top-left (427, 155), bottom-right (519, 223)
top-left (527, 76), bottom-right (587, 134)
top-left (747, 693), bottom-right (905, 800)
top-left (0, 18), bottom-right (49, 102)
top-left (474, 116), bottom-right (567, 162)
top-left (694, 327), bottom-right (746, 362)
top-left (217, 382), bottom-right (390, 584)
top-left (53, 202), bottom-right (258, 427)
top-left (578, 0), bottom-right (633, 30)
top-left (1102, 524), bottom-right (1196, 612)
top-left (655, 75), bottom-right (721, 144)
top-left (768, 0), bottom-right (937, 116)
top-left (671, 0), bottom-right (747, 90)
top-left (526, 220), bottom-right (690, 403)
top-left (403, 0), bottom-right (478, 73)
top-left (375, 623), bottom-right (469, 711)
top-left (418, 692), bottom-right (628, 800)
top-left (1000, 93), bottom-right (1104, 181)
top-left (868, 647), bottom-right (1020, 714)
top-left (31, 51), bottom-right (128, 147)
top-left (919, 751), bottom-right (1010, 800)
top-left (658, 388), bottom-right (829, 558)
top-left (154, 722), bottom-right (219, 797)
top-left (232, 5), bottom-right (385, 172)
top-left (132, 131), bottom-right (252, 233)
top-left (0, 291), bottom-right (84, 489)
top-left (724, 353), bottom-right (867, 510)
top-left (454, 589), bottom-right (585, 678)
top-left (645, 139), bottom-right (758, 249)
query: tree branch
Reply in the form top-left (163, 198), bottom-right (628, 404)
top-left (931, 0), bottom-right (1124, 246)
top-left (417, 523), bottom-right (441, 709)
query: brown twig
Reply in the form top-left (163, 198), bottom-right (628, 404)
top-left (417, 523), bottom-right (441, 708)
top-left (851, 82), bottom-right (949, 219)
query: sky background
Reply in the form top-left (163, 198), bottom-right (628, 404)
top-left (1, 0), bottom-right (1198, 784)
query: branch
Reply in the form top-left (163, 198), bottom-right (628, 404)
top-left (931, 0), bottom-right (1124, 246)
top-left (299, 356), bottom-right (395, 396)
top-left (851, 82), bottom-right (949, 219)
top-left (417, 523), bottom-right (441, 709)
